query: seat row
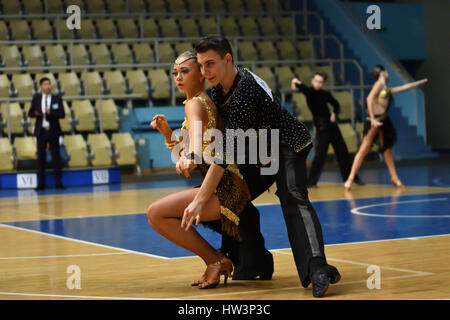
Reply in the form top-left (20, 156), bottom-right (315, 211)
top-left (0, 132), bottom-right (138, 171)
top-left (0, 40), bottom-right (314, 71)
top-left (0, 69), bottom-right (163, 99)
top-left (0, 0), bottom-right (286, 15)
top-left (0, 15), bottom-right (297, 41)
top-left (0, 62), bottom-right (334, 103)
top-left (0, 99), bottom-right (120, 135)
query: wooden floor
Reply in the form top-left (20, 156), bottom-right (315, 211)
top-left (0, 182), bottom-right (449, 300)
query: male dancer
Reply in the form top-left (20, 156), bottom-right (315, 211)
top-left (181, 35), bottom-right (341, 297)
top-left (291, 73), bottom-right (364, 187)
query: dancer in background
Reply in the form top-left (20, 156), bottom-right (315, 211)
top-left (344, 65), bottom-right (428, 190)
top-left (291, 72), bottom-right (364, 188)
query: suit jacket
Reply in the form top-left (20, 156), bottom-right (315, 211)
top-left (28, 93), bottom-right (65, 137)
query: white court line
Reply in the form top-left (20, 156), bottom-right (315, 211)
top-left (174, 274), bottom-right (432, 300)
top-left (350, 197), bottom-right (450, 218)
top-left (0, 252), bottom-right (130, 260)
top-left (0, 223), bottom-right (170, 260)
top-left (0, 274), bottom-right (433, 301)
top-left (274, 251), bottom-right (434, 276)
top-left (3, 220), bottom-right (448, 262)
top-left (0, 292), bottom-right (161, 300)
top-left (166, 233), bottom-right (450, 260)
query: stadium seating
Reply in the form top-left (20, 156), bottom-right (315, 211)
top-left (96, 18), bottom-right (117, 39)
top-left (58, 72), bottom-right (82, 96)
top-left (44, 44), bottom-right (67, 66)
top-left (333, 91), bottom-right (353, 121)
top-left (0, 20), bottom-right (8, 41)
top-left (0, 45), bottom-right (22, 68)
top-left (22, 45), bottom-right (46, 67)
top-left (9, 20), bottom-right (31, 41)
top-left (31, 20), bottom-right (53, 40)
top-left (1, 102), bottom-right (24, 135)
top-left (147, 69), bottom-right (171, 100)
top-left (126, 70), bottom-right (150, 99)
top-left (103, 71), bottom-right (128, 95)
top-left (64, 134), bottom-right (89, 167)
top-left (84, 71), bottom-right (105, 96)
top-left (117, 19), bottom-right (139, 38)
top-left (0, 74), bottom-right (12, 98)
top-left (88, 133), bottom-right (113, 166)
top-left (72, 100), bottom-right (96, 132)
top-left (0, 138), bottom-right (15, 171)
top-left (14, 137), bottom-right (37, 160)
top-left (111, 132), bottom-right (138, 166)
top-left (47, 0), bottom-right (65, 14)
top-left (132, 43), bottom-right (154, 64)
top-left (292, 93), bottom-right (313, 122)
top-left (2, 1), bottom-right (21, 14)
top-left (95, 99), bottom-right (120, 131)
top-left (11, 74), bottom-right (34, 98)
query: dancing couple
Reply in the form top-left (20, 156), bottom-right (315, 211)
top-left (147, 35), bottom-right (340, 297)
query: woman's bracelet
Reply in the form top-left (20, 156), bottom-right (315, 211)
top-left (165, 140), bottom-right (179, 150)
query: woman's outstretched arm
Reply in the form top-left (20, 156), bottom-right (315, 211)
top-left (391, 78), bottom-right (428, 94)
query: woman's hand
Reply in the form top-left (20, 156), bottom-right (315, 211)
top-left (181, 200), bottom-right (205, 231)
top-left (150, 114), bottom-right (172, 137)
top-left (418, 78), bottom-right (428, 85)
top-left (371, 118), bottom-right (383, 128)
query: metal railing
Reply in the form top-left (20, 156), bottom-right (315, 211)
top-left (0, 9), bottom-right (328, 52)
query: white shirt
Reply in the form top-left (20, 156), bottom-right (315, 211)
top-left (41, 93), bottom-right (51, 128)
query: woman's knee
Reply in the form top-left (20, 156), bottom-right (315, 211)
top-left (146, 202), bottom-right (162, 227)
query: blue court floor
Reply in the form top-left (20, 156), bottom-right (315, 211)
top-left (1, 161), bottom-right (449, 259)
top-left (3, 192), bottom-right (449, 258)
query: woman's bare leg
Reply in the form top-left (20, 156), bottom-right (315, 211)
top-left (146, 188), bottom-right (223, 265)
top-left (383, 148), bottom-right (404, 187)
top-left (344, 127), bottom-right (380, 189)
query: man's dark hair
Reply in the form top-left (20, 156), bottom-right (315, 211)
top-left (313, 71), bottom-right (327, 82)
top-left (39, 77), bottom-right (51, 85)
top-left (194, 34), bottom-right (233, 60)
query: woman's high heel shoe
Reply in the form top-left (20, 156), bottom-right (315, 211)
top-left (190, 273), bottom-right (206, 286)
top-left (391, 178), bottom-right (405, 188)
top-left (198, 257), bottom-right (233, 289)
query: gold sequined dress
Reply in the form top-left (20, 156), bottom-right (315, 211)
top-left (169, 96), bottom-right (251, 240)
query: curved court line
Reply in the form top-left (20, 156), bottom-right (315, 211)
top-left (350, 197), bottom-right (450, 218)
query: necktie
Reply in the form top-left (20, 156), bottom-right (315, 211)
top-left (44, 95), bottom-right (48, 122)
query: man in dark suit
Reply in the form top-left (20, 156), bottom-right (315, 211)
top-left (28, 77), bottom-right (66, 190)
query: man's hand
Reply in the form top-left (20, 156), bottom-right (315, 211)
top-left (181, 200), bottom-right (204, 231)
top-left (34, 110), bottom-right (43, 117)
top-left (330, 111), bottom-right (336, 123)
top-left (291, 77), bottom-right (302, 90)
top-left (176, 156), bottom-right (197, 179)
